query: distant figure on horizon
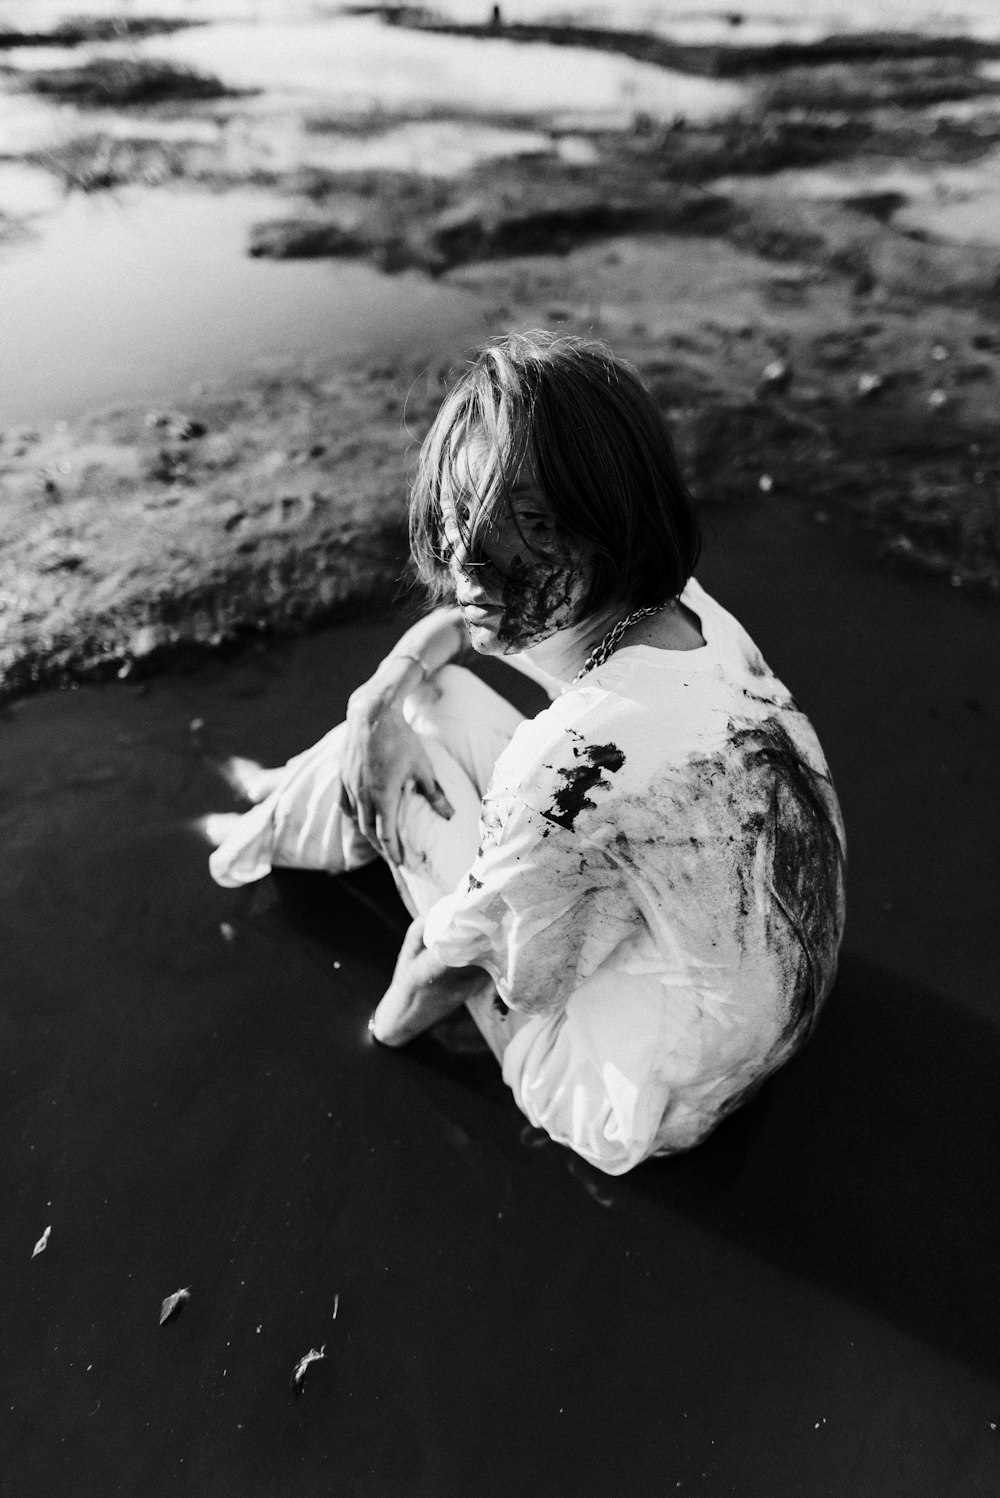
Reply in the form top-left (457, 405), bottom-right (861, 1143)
top-left (204, 332), bottom-right (845, 1175)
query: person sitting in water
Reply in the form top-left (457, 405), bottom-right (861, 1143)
top-left (204, 331), bottom-right (845, 1176)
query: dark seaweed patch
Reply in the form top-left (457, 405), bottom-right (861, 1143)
top-left (542, 739), bottom-right (625, 831)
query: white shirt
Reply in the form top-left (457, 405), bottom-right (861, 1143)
top-left (423, 580), bottom-right (846, 1175)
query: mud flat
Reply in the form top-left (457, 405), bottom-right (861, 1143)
top-left (2, 7), bottom-right (999, 699)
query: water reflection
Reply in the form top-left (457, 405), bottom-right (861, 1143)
top-left (0, 186), bottom-right (483, 426)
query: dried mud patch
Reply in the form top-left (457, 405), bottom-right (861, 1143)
top-left (0, 16), bottom-right (197, 51)
top-left (247, 160), bottom-right (737, 274)
top-left (18, 57), bottom-right (245, 109)
top-left (0, 366), bottom-right (446, 700)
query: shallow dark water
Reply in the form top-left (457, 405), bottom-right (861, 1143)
top-left (0, 181), bottom-right (486, 427)
top-left (2, 503), bottom-right (999, 1495)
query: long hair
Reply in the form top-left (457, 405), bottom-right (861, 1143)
top-left (409, 330), bottom-right (700, 614)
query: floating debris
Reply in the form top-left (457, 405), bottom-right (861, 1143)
top-left (856, 371), bottom-right (884, 398)
top-left (32, 1225), bottom-right (52, 1259)
top-left (292, 1345), bottom-right (326, 1394)
top-left (159, 1286), bottom-right (191, 1325)
top-left (189, 717), bottom-right (205, 733)
top-left (927, 388), bottom-right (949, 410)
top-left (219, 922), bottom-right (236, 943)
top-left (758, 473), bottom-right (774, 493)
top-left (332, 1293), bottom-right (339, 1320)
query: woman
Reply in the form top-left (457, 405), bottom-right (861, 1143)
top-left (205, 331), bottom-right (845, 1176)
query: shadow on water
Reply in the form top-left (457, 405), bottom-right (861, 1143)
top-left (271, 864), bottom-right (1000, 1384)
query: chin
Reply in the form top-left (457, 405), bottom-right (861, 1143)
top-left (465, 622), bottom-right (505, 655)
top-left (468, 628), bottom-right (532, 658)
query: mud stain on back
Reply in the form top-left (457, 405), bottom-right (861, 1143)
top-left (691, 716), bottom-right (845, 1042)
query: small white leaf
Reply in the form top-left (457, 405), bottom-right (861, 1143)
top-left (159, 1286), bottom-right (191, 1325)
top-left (32, 1225), bottom-right (52, 1259)
top-left (292, 1345), bottom-right (326, 1393)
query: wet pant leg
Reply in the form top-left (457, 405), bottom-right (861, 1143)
top-left (209, 666), bottom-right (525, 918)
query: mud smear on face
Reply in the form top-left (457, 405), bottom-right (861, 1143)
top-left (495, 539), bottom-right (587, 651)
top-left (542, 733), bottom-right (626, 832)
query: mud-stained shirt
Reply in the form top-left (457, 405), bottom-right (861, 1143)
top-left (423, 578), bottom-right (846, 1174)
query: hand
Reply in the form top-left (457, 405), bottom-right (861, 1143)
top-left (370, 916), bottom-right (493, 1047)
top-left (338, 661), bottom-right (454, 864)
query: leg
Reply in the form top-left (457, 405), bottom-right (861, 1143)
top-left (206, 666), bottom-right (524, 913)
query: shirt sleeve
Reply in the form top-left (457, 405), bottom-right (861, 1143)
top-left (422, 761), bottom-right (642, 1019)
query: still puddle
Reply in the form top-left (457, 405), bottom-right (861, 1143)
top-left (137, 15), bottom-right (746, 127)
top-left (0, 3), bottom-right (744, 434)
top-left (0, 184), bottom-right (484, 427)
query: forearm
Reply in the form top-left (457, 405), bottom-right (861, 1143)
top-left (372, 919), bottom-right (495, 1046)
top-left (376, 607), bottom-right (469, 696)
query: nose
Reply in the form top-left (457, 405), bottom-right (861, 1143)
top-left (447, 546), bottom-right (487, 605)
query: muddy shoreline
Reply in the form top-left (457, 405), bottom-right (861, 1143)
top-left (1, 7), bottom-right (999, 701)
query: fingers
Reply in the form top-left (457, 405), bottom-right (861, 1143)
top-left (418, 776), bottom-right (455, 820)
top-left (374, 807), bottom-right (403, 867)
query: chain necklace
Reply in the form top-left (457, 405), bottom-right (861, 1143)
top-left (572, 600), bottom-right (673, 685)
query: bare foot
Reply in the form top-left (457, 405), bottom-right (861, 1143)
top-left (198, 812), bottom-right (244, 847)
top-left (218, 756), bottom-right (285, 804)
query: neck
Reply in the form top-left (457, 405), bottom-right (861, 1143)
top-left (516, 599), bottom-right (628, 688)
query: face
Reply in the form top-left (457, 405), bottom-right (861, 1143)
top-left (440, 435), bottom-right (594, 655)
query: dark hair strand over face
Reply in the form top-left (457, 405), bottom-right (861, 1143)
top-left (409, 330), bottom-right (701, 618)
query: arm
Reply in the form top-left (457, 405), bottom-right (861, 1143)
top-left (339, 607), bottom-right (471, 862)
top-left (379, 604), bottom-right (471, 683)
top-left (375, 915), bottom-right (679, 1177)
top-left (370, 914), bottom-right (525, 1047)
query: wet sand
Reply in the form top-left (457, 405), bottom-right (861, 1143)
top-left (3, 502), bottom-right (998, 1496)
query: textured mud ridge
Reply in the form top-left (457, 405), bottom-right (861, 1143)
top-left (3, 356), bottom-right (997, 703)
top-left (247, 168), bottom-right (736, 276)
top-left (0, 15), bottom-right (197, 50)
top-left (355, 8), bottom-right (1000, 78)
top-left (0, 367), bottom-right (437, 702)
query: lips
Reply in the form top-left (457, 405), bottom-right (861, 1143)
top-left (460, 603), bottom-right (503, 624)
